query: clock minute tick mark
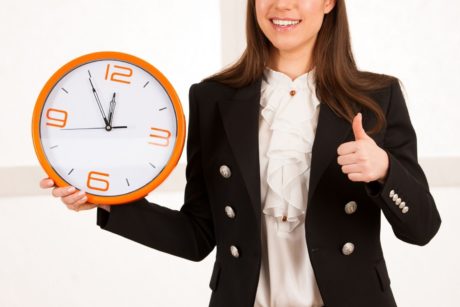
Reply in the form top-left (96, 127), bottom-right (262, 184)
top-left (68, 168), bottom-right (74, 175)
top-left (143, 81), bottom-right (150, 88)
top-left (50, 145), bottom-right (58, 149)
top-left (149, 162), bottom-right (156, 169)
top-left (159, 107), bottom-right (167, 111)
top-left (126, 178), bottom-right (130, 186)
top-left (61, 88), bottom-right (69, 94)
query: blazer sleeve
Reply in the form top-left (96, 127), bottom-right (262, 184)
top-left (95, 83), bottom-right (216, 262)
top-left (364, 78), bottom-right (441, 246)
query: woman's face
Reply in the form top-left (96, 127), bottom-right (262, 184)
top-left (255, 0), bottom-right (335, 54)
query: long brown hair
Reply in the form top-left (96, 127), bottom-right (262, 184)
top-left (202, 0), bottom-right (396, 136)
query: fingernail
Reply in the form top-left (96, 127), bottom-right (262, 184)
top-left (82, 196), bottom-right (88, 202)
top-left (67, 186), bottom-right (75, 193)
top-left (77, 190), bottom-right (85, 196)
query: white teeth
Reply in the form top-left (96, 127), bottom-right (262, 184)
top-left (272, 19), bottom-right (300, 26)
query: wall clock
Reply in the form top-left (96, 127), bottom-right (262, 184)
top-left (32, 51), bottom-right (185, 205)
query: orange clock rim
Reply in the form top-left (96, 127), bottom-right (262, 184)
top-left (32, 51), bottom-right (186, 205)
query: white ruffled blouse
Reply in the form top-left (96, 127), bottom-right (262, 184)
top-left (253, 66), bottom-right (324, 307)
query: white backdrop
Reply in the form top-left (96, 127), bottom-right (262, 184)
top-left (347, 0), bottom-right (460, 157)
top-left (1, 0), bottom-right (459, 306)
top-left (0, 0), bottom-right (221, 168)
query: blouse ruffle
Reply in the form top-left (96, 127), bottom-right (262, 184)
top-left (260, 67), bottom-right (320, 233)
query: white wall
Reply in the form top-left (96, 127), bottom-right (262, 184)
top-left (0, 0), bottom-right (221, 168)
top-left (347, 0), bottom-right (460, 157)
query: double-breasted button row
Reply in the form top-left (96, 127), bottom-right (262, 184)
top-left (227, 208), bottom-right (238, 258)
top-left (389, 189), bottom-right (409, 214)
top-left (220, 164), bottom-right (238, 258)
top-left (220, 164), bottom-right (231, 178)
top-left (220, 166), bottom-right (236, 219)
top-left (342, 201), bottom-right (357, 255)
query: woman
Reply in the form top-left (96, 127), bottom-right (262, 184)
top-left (40, 0), bottom-right (441, 306)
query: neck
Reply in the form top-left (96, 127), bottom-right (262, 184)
top-left (267, 42), bottom-right (315, 80)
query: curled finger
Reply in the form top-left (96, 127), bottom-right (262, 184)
top-left (52, 186), bottom-right (76, 198)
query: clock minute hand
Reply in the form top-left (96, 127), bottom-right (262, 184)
top-left (88, 77), bottom-right (110, 127)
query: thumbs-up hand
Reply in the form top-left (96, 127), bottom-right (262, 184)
top-left (337, 112), bottom-right (389, 183)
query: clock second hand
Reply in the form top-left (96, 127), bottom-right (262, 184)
top-left (61, 126), bottom-right (128, 131)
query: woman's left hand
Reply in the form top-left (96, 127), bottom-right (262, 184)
top-left (337, 112), bottom-right (389, 183)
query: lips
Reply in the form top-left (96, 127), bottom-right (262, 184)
top-left (272, 19), bottom-right (300, 25)
top-left (270, 18), bottom-right (302, 31)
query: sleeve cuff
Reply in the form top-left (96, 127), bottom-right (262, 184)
top-left (364, 180), bottom-right (384, 197)
top-left (96, 197), bottom-right (151, 230)
top-left (363, 148), bottom-right (415, 218)
top-left (97, 206), bottom-right (111, 229)
top-left (364, 149), bottom-right (391, 197)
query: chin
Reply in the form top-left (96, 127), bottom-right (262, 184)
top-left (270, 41), bottom-right (305, 53)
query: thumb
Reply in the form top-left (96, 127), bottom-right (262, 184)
top-left (352, 112), bottom-right (370, 140)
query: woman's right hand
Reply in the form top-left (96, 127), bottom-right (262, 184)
top-left (39, 178), bottom-right (111, 212)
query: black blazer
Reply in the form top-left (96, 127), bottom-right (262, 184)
top-left (96, 75), bottom-right (441, 307)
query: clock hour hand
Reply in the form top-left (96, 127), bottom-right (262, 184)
top-left (88, 76), bottom-right (110, 128)
top-left (108, 92), bottom-right (116, 127)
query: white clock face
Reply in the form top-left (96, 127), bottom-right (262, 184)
top-left (39, 59), bottom-right (179, 196)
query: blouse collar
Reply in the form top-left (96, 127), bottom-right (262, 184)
top-left (262, 66), bottom-right (317, 91)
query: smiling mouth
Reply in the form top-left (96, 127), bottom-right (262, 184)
top-left (270, 19), bottom-right (302, 27)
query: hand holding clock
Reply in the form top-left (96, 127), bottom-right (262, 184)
top-left (39, 178), bottom-right (111, 212)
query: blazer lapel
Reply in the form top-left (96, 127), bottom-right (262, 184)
top-left (308, 102), bottom-right (352, 207)
top-left (217, 76), bottom-right (353, 225)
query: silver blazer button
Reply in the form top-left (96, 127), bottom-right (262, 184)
top-left (225, 205), bottom-right (236, 219)
top-left (399, 201), bottom-right (406, 209)
top-left (389, 189), bottom-right (395, 198)
top-left (219, 165), bottom-right (231, 178)
top-left (342, 242), bottom-right (355, 256)
top-left (344, 201), bottom-right (358, 214)
top-left (230, 245), bottom-right (240, 258)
